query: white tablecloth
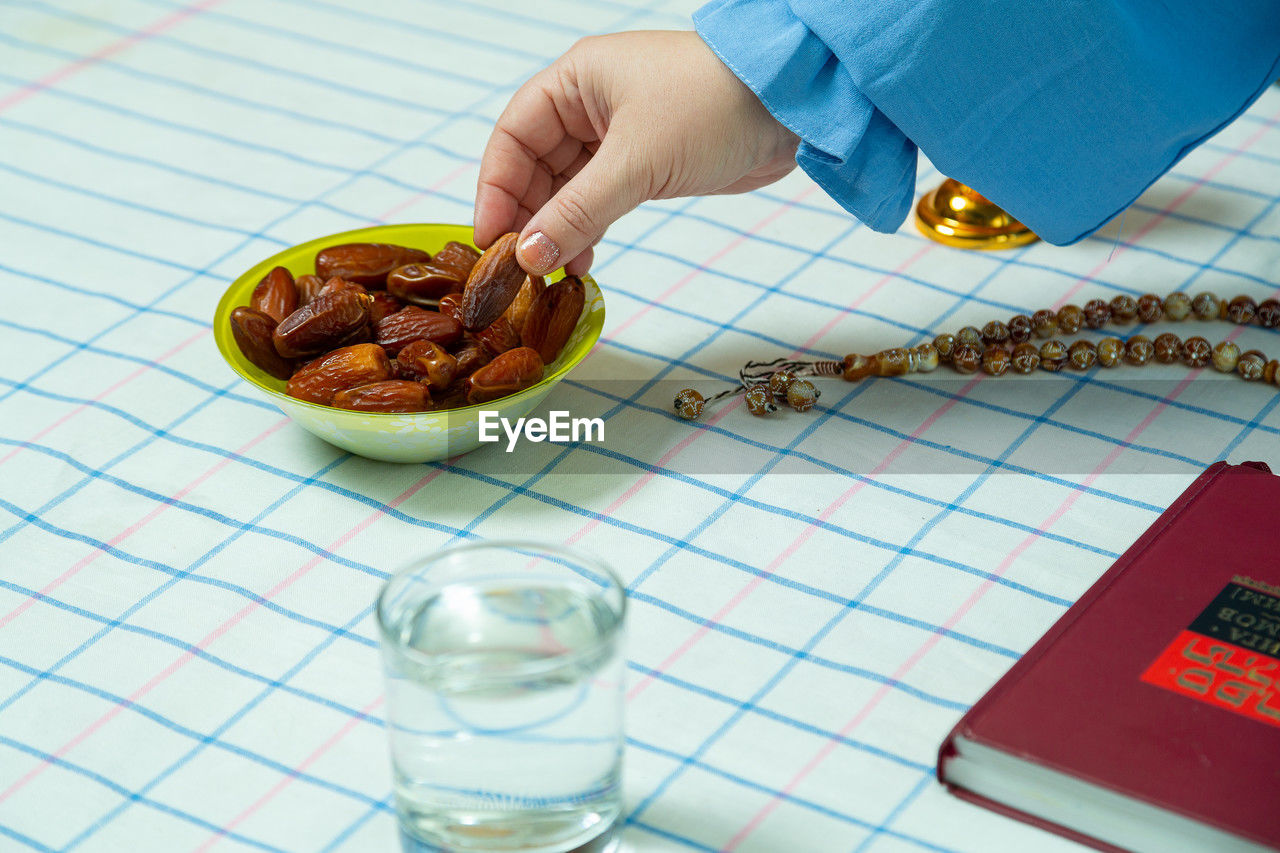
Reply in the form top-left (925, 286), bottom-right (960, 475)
top-left (2, 0), bottom-right (1278, 850)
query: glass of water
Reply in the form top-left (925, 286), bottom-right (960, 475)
top-left (376, 540), bottom-right (626, 853)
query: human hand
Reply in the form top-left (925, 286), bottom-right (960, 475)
top-left (473, 30), bottom-right (799, 276)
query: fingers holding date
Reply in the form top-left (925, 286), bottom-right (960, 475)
top-left (230, 235), bottom-right (584, 415)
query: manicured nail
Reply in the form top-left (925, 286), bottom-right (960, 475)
top-left (519, 231), bottom-right (560, 273)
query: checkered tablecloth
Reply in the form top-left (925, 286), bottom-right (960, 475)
top-left (3, 0), bottom-right (1279, 850)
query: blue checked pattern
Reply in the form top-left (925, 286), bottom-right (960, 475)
top-left (1, 1), bottom-right (1278, 850)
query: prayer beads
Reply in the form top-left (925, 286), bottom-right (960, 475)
top-left (675, 290), bottom-right (1280, 422)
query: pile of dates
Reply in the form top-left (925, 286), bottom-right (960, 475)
top-left (229, 232), bottom-right (586, 413)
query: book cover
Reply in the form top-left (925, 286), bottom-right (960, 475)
top-left (937, 461), bottom-right (1280, 851)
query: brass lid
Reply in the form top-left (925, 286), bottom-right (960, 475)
top-left (914, 179), bottom-right (1039, 250)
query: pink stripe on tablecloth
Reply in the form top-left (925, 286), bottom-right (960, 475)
top-left (625, 242), bottom-right (940, 702)
top-left (0, 461), bottom-right (447, 806)
top-left (558, 187), bottom-right (827, 554)
top-left (0, 0), bottom-right (224, 114)
top-left (195, 695), bottom-right (387, 852)
top-left (0, 328), bottom-right (210, 469)
top-left (586, 187), bottom-right (821, 355)
top-left (0, 414), bottom-right (288, 635)
top-left (718, 414), bottom-right (1145, 849)
top-left (0, 134), bottom-right (483, 627)
top-left (373, 161), bottom-right (478, 224)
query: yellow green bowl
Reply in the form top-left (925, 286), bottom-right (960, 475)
top-left (213, 223), bottom-right (605, 463)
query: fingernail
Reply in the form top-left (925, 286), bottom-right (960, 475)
top-left (519, 231), bottom-right (560, 273)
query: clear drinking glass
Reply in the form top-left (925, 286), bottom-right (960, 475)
top-left (376, 540), bottom-right (626, 853)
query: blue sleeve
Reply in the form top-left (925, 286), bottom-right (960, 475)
top-left (694, 0), bottom-right (1280, 245)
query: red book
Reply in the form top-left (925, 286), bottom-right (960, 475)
top-left (937, 461), bottom-right (1280, 852)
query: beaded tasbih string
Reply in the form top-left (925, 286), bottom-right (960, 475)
top-left (673, 292), bottom-right (1280, 421)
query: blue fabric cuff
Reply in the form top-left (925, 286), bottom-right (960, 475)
top-left (694, 0), bottom-right (917, 233)
top-left (697, 0), bottom-right (1280, 246)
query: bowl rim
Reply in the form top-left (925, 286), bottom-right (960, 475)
top-left (213, 223), bottom-right (605, 418)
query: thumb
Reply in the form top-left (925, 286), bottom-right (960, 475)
top-left (517, 135), bottom-right (648, 275)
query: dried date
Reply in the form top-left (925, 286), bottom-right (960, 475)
top-left (332, 322), bottom-right (373, 347)
top-left (286, 343), bottom-right (392, 405)
top-left (396, 339), bottom-right (457, 390)
top-left (369, 291), bottom-right (405, 326)
top-left (460, 232), bottom-right (525, 331)
top-left (295, 274), bottom-right (326, 306)
top-left (315, 243), bottom-right (430, 286)
top-left (432, 241), bottom-right (481, 279)
top-left (387, 262), bottom-right (465, 305)
top-left (230, 306), bottom-right (294, 380)
top-left (273, 288), bottom-right (372, 358)
top-left (521, 275), bottom-right (585, 364)
top-left (437, 293), bottom-right (462, 322)
top-left (472, 315), bottom-right (521, 358)
top-left (317, 276), bottom-right (368, 298)
top-left (374, 305), bottom-right (463, 355)
top-left (466, 346), bottom-right (544, 404)
top-left (451, 337), bottom-right (492, 378)
top-left (332, 380), bottom-right (430, 413)
top-left (503, 274), bottom-right (545, 337)
top-left (250, 266), bottom-right (298, 323)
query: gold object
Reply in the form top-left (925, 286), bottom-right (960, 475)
top-left (915, 179), bottom-right (1039, 249)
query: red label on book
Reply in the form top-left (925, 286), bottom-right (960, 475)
top-left (1141, 631), bottom-right (1280, 728)
top-left (1140, 578), bottom-right (1280, 729)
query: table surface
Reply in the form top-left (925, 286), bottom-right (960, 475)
top-left (3, 1), bottom-right (1279, 851)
